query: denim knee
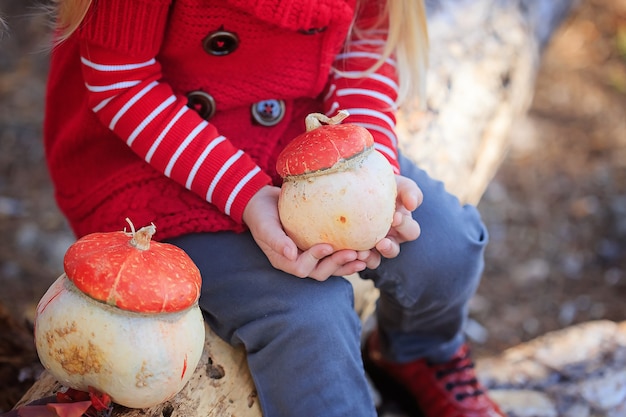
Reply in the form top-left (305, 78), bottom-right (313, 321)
top-left (415, 204), bottom-right (488, 306)
top-left (230, 276), bottom-right (373, 417)
top-left (233, 275), bottom-right (360, 348)
top-left (364, 190), bottom-right (488, 310)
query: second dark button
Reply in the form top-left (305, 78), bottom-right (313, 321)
top-left (187, 91), bottom-right (216, 120)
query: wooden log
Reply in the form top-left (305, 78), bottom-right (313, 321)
top-left (14, 0), bottom-right (576, 415)
top-left (399, 0), bottom-right (576, 205)
top-left (15, 324), bottom-right (262, 417)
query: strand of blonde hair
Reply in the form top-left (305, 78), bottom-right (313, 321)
top-left (51, 0), bottom-right (92, 43)
top-left (389, 0), bottom-right (429, 107)
top-left (347, 0), bottom-right (429, 108)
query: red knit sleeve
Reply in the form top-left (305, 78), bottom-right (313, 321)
top-left (76, 0), bottom-right (272, 224)
top-left (323, 0), bottom-right (401, 174)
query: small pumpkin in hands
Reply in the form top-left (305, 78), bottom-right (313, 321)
top-left (34, 220), bottom-right (205, 409)
top-left (276, 111), bottom-right (397, 251)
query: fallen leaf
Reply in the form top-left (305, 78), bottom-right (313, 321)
top-left (87, 387), bottom-right (111, 412)
top-left (17, 405), bottom-right (56, 417)
top-left (47, 401), bottom-right (92, 417)
top-left (56, 389), bottom-right (89, 404)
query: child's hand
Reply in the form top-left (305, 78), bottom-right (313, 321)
top-left (243, 186), bottom-right (368, 281)
top-left (374, 175), bottom-right (422, 259)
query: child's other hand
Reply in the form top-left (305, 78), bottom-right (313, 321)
top-left (243, 186), bottom-right (368, 281)
top-left (375, 175), bottom-right (422, 259)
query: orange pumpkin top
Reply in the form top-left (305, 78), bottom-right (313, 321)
top-left (63, 222), bottom-right (201, 314)
top-left (276, 112), bottom-right (374, 178)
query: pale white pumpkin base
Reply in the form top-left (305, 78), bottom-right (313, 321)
top-left (34, 274), bottom-right (205, 409)
top-left (279, 150), bottom-right (397, 251)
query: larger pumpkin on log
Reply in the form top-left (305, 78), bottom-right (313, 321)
top-left (276, 111), bottom-right (397, 251)
top-left (34, 221), bottom-right (205, 409)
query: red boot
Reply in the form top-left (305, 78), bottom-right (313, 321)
top-left (364, 331), bottom-right (506, 417)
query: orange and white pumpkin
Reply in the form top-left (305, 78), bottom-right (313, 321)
top-left (34, 221), bottom-right (205, 409)
top-left (276, 111), bottom-right (397, 251)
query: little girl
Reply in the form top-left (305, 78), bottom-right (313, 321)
top-left (44, 0), bottom-right (505, 416)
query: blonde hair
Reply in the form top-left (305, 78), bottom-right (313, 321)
top-left (386, 0), bottom-right (429, 106)
top-left (52, 0), bottom-right (428, 104)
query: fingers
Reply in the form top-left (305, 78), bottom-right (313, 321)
top-left (396, 176), bottom-right (423, 212)
top-left (282, 243), bottom-right (298, 261)
top-left (263, 224), bottom-right (299, 261)
top-left (280, 244), bottom-right (333, 278)
top-left (357, 249), bottom-right (381, 270)
top-left (302, 244), bottom-right (335, 269)
top-left (375, 237), bottom-right (399, 259)
top-left (252, 220), bottom-right (299, 262)
top-left (280, 246), bottom-right (359, 280)
top-left (290, 247), bottom-right (380, 281)
top-left (391, 210), bottom-right (421, 242)
top-left (375, 212), bottom-right (421, 260)
top-left (307, 249), bottom-right (366, 281)
top-left (309, 260), bottom-right (366, 281)
top-left (250, 177), bottom-right (423, 280)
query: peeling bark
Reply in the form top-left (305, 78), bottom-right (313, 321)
top-left (400, 0), bottom-right (577, 205)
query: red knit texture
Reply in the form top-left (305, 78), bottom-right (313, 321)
top-left (44, 0), bottom-right (401, 240)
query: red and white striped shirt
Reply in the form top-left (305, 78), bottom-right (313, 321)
top-left (44, 0), bottom-right (400, 240)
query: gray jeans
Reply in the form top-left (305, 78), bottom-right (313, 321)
top-left (168, 153), bottom-right (488, 417)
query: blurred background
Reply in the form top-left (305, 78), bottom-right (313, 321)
top-left (0, 0), bottom-right (625, 411)
top-left (472, 0), bottom-right (626, 356)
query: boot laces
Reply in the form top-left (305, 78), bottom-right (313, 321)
top-left (430, 349), bottom-right (484, 401)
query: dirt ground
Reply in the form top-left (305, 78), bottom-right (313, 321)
top-left (471, 0), bottom-right (626, 357)
top-left (1, 0), bottom-right (626, 412)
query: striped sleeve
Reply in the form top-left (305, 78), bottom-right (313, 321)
top-left (77, 44), bottom-right (271, 225)
top-left (323, 3), bottom-right (400, 173)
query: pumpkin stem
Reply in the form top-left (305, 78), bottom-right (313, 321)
top-left (125, 218), bottom-right (156, 251)
top-left (305, 110), bottom-right (350, 132)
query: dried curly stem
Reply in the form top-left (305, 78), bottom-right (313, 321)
top-left (305, 110), bottom-right (350, 132)
top-left (125, 217), bottom-right (156, 251)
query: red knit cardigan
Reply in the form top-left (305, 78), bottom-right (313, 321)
top-left (44, 0), bottom-right (400, 240)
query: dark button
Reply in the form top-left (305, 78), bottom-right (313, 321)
top-left (251, 99), bottom-right (285, 127)
top-left (187, 91), bottom-right (216, 120)
top-left (203, 30), bottom-right (239, 56)
top-left (298, 27), bottom-right (327, 35)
